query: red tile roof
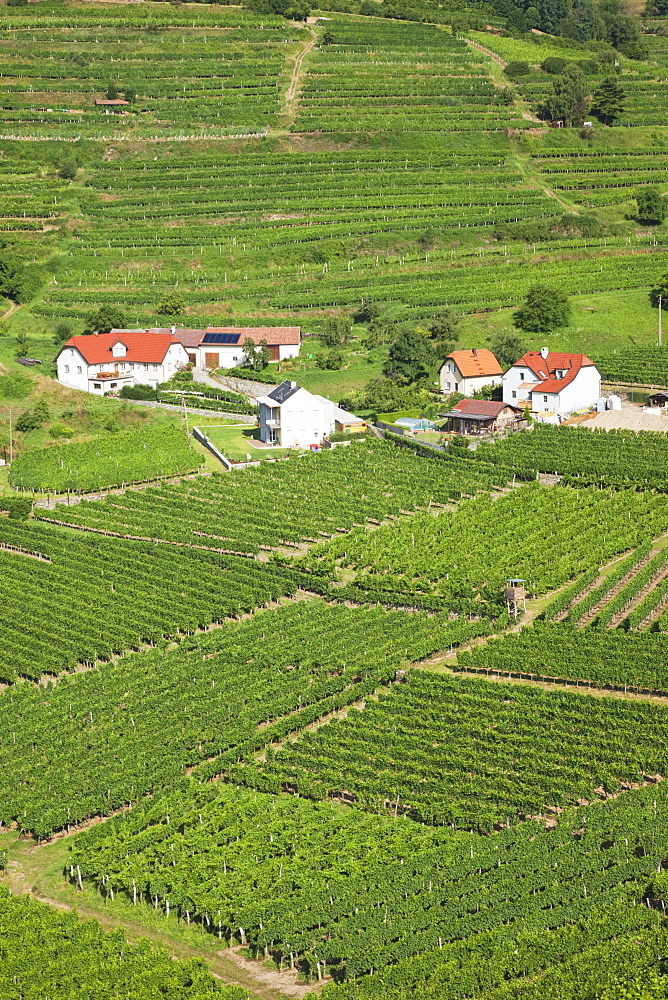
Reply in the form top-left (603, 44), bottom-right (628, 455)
top-left (206, 326), bottom-right (301, 346)
top-left (95, 99), bottom-right (130, 106)
top-left (453, 399), bottom-right (520, 417)
top-left (60, 331), bottom-right (181, 365)
top-left (443, 349), bottom-right (503, 379)
top-left (513, 351), bottom-right (595, 393)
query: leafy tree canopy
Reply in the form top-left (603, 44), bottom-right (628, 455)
top-left (85, 305), bottom-right (127, 335)
top-left (636, 185), bottom-right (667, 224)
top-left (513, 284), bottom-right (571, 333)
top-left (383, 327), bottom-right (438, 382)
top-left (489, 331), bottom-right (529, 371)
top-left (157, 291), bottom-right (186, 316)
top-left (590, 76), bottom-right (626, 124)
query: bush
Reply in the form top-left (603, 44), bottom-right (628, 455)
top-left (119, 384), bottom-right (157, 400)
top-left (504, 61), bottom-right (531, 79)
top-left (0, 496), bottom-right (32, 518)
top-left (49, 423), bottom-right (75, 439)
top-left (0, 372), bottom-right (32, 400)
top-left (541, 57), bottom-right (566, 74)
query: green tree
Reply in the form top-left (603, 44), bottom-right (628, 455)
top-left (541, 56), bottom-right (567, 74)
top-left (513, 284), bottom-right (571, 333)
top-left (242, 338), bottom-right (271, 371)
top-left (317, 348), bottom-right (344, 369)
top-left (383, 329), bottom-right (437, 382)
top-left (636, 185), bottom-right (667, 224)
top-left (321, 28), bottom-right (334, 44)
top-left (106, 83), bottom-right (119, 100)
top-left (590, 76), bottom-right (625, 124)
top-left (504, 61), bottom-right (530, 79)
top-left (489, 331), bottom-right (528, 370)
top-left (53, 321), bottom-right (72, 346)
top-left (85, 305), bottom-right (127, 335)
top-left (320, 317), bottom-right (350, 347)
top-left (157, 291), bottom-right (186, 316)
top-left (427, 306), bottom-right (459, 350)
top-left (540, 64), bottom-right (589, 125)
top-left (123, 87), bottom-right (136, 103)
top-left (649, 269), bottom-right (668, 309)
top-left (58, 159), bottom-right (77, 181)
top-left (354, 297), bottom-right (382, 323)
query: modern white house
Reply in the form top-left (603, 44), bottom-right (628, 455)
top-left (256, 380), bottom-right (361, 449)
top-left (439, 348), bottom-right (503, 396)
top-left (502, 348), bottom-right (601, 414)
top-left (56, 331), bottom-right (189, 395)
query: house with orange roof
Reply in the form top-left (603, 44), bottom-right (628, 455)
top-left (56, 331), bottom-right (189, 395)
top-left (502, 347), bottom-right (601, 415)
top-left (439, 348), bottom-right (503, 396)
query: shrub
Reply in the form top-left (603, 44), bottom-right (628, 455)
top-left (504, 61), bottom-right (531, 79)
top-left (120, 384), bottom-right (158, 400)
top-left (49, 423), bottom-right (75, 439)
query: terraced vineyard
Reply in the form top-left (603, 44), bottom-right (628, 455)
top-left (294, 20), bottom-right (527, 134)
top-left (0, 5), bottom-right (300, 138)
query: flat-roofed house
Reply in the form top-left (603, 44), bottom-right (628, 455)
top-left (439, 349), bottom-right (503, 396)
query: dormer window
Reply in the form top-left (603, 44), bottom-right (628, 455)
top-left (112, 341), bottom-right (127, 358)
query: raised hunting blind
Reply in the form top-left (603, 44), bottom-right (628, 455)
top-left (505, 578), bottom-right (526, 618)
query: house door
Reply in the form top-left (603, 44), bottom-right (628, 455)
top-left (187, 353), bottom-right (196, 366)
top-left (204, 352), bottom-right (219, 370)
top-left (269, 345), bottom-right (280, 361)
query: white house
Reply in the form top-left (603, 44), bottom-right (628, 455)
top-left (115, 326), bottom-right (302, 370)
top-left (56, 331), bottom-right (189, 395)
top-left (502, 348), bottom-right (601, 414)
top-left (256, 380), bottom-right (360, 449)
top-left (439, 348), bottom-right (503, 396)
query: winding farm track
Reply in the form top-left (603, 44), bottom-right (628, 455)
top-left (282, 25), bottom-right (318, 122)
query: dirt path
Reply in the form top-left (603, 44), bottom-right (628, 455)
top-left (282, 25), bottom-right (318, 123)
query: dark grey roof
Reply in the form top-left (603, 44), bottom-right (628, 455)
top-left (268, 380), bottom-right (301, 404)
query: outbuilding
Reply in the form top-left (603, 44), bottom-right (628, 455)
top-left (444, 399), bottom-right (523, 435)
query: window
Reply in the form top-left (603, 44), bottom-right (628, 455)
top-left (543, 395), bottom-right (548, 403)
top-left (64, 364), bottom-right (69, 373)
top-left (94, 382), bottom-right (101, 389)
top-left (512, 390), bottom-right (517, 399)
top-left (77, 366), bottom-right (82, 374)
top-left (519, 372), bottom-right (524, 380)
top-left (446, 380), bottom-right (451, 390)
top-left (454, 382), bottom-right (459, 391)
top-left (110, 382), bottom-right (117, 389)
top-left (144, 364), bottom-right (149, 371)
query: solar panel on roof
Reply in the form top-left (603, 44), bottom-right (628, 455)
top-left (201, 332), bottom-right (241, 345)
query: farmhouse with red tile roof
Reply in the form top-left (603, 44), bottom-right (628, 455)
top-left (56, 331), bottom-right (189, 395)
top-left (439, 348), bottom-right (503, 396)
top-left (111, 325), bottom-right (302, 370)
top-left (502, 347), bottom-right (601, 415)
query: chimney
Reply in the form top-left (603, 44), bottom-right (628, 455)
top-left (290, 381), bottom-right (297, 388)
top-left (540, 347), bottom-right (549, 360)
top-left (472, 348), bottom-right (477, 357)
top-left (170, 325), bottom-right (176, 336)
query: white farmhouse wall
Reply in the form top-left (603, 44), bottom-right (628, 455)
top-left (56, 347), bottom-right (90, 392)
top-left (502, 366), bottom-right (534, 405)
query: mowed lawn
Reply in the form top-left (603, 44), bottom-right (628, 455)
top-left (200, 422), bottom-right (303, 462)
top-left (459, 288), bottom-right (660, 356)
